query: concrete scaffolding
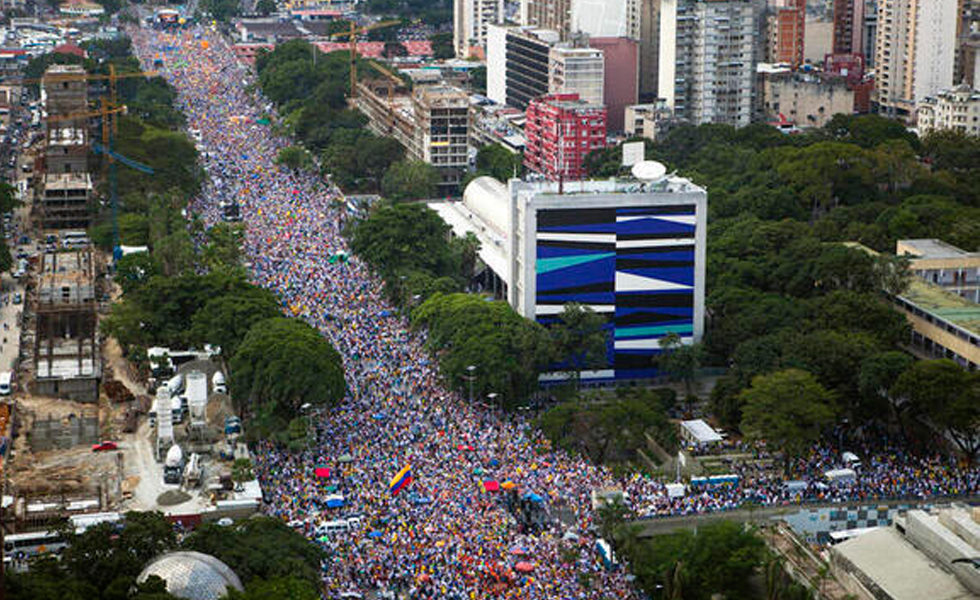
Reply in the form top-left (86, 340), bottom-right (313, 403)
top-left (33, 249), bottom-right (101, 403)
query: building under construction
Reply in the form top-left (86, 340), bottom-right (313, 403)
top-left (33, 249), bottom-right (101, 402)
top-left (353, 76), bottom-right (470, 193)
top-left (36, 172), bottom-right (94, 230)
top-left (41, 64), bottom-right (88, 126)
top-left (33, 64), bottom-right (94, 230)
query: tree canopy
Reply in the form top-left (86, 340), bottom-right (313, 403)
top-left (739, 369), bottom-right (837, 462)
top-left (538, 388), bottom-right (676, 464)
top-left (230, 317), bottom-right (346, 417)
top-left (412, 293), bottom-right (555, 406)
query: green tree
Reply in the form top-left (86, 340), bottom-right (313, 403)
top-left (740, 369), bottom-right (837, 465)
top-left (412, 293), bottom-right (554, 406)
top-left (537, 389), bottom-right (676, 464)
top-left (202, 223), bottom-right (244, 271)
top-left (114, 252), bottom-right (161, 294)
top-left (230, 317), bottom-right (346, 417)
top-left (255, 0), bottom-right (277, 15)
top-left (0, 181), bottom-right (20, 272)
top-left (429, 32), bottom-right (454, 59)
top-left (276, 146), bottom-right (314, 171)
top-left (381, 160), bottom-right (440, 201)
top-left (183, 517), bottom-right (325, 589)
top-left (656, 332), bottom-right (702, 398)
top-left (626, 521), bottom-right (766, 600)
top-left (892, 360), bottom-right (980, 460)
top-left (226, 576), bottom-right (320, 600)
top-left (858, 351), bottom-right (915, 428)
top-left (349, 202), bottom-right (455, 278)
top-left (189, 286), bottom-right (281, 358)
top-left (59, 512), bottom-right (176, 594)
top-left (550, 303), bottom-right (608, 380)
top-left (474, 143), bottom-right (523, 181)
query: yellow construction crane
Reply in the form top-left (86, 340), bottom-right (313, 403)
top-left (44, 101), bottom-right (128, 181)
top-left (365, 59), bottom-right (406, 134)
top-left (26, 67), bottom-right (158, 133)
top-left (329, 20), bottom-right (400, 98)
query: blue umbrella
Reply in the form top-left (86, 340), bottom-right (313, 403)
top-left (368, 530), bottom-right (384, 538)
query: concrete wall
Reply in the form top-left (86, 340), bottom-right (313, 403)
top-left (906, 510), bottom-right (980, 595)
top-left (34, 377), bottom-right (100, 403)
top-left (29, 414), bottom-right (99, 451)
top-left (939, 508), bottom-right (980, 557)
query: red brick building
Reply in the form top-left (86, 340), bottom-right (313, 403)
top-left (773, 0), bottom-right (806, 69)
top-left (524, 93), bottom-right (607, 181)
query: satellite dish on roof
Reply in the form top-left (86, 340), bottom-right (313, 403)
top-left (631, 160), bottom-right (667, 183)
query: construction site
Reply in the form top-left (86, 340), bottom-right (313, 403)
top-left (0, 64), bottom-right (262, 549)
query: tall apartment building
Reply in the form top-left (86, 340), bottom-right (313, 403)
top-left (916, 84), bottom-right (980, 137)
top-left (832, 0), bottom-right (865, 55)
top-left (874, 0), bottom-right (959, 119)
top-left (454, 0), bottom-right (504, 58)
top-left (770, 0), bottom-right (806, 68)
top-left (548, 46), bottom-right (605, 106)
top-left (521, 0), bottom-right (573, 38)
top-left (411, 85), bottom-right (471, 191)
top-left (659, 0), bottom-right (762, 127)
top-left (487, 25), bottom-right (561, 109)
top-left (590, 37), bottom-right (640, 131)
top-left (523, 93), bottom-right (607, 181)
top-left (569, 0), bottom-right (642, 38)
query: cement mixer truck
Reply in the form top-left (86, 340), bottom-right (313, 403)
top-left (163, 444), bottom-right (185, 484)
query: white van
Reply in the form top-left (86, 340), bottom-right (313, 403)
top-left (0, 372), bottom-right (12, 396)
top-left (314, 520), bottom-right (350, 537)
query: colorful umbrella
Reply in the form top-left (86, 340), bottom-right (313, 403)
top-left (314, 465), bottom-right (331, 478)
top-left (514, 562), bottom-right (534, 573)
top-left (483, 480), bottom-right (500, 492)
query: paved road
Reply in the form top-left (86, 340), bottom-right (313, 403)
top-left (631, 495), bottom-right (980, 537)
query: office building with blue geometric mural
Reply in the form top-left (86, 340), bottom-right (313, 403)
top-left (430, 172), bottom-right (707, 383)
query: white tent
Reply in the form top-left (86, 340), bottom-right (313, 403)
top-left (679, 419), bottom-right (723, 445)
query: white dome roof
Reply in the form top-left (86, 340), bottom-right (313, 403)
top-left (463, 176), bottom-right (509, 235)
top-left (137, 551), bottom-right (244, 600)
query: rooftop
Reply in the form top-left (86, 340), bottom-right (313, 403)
top-left (43, 172), bottom-right (92, 190)
top-left (898, 239), bottom-right (980, 261)
top-left (833, 527), bottom-right (974, 600)
top-left (901, 278), bottom-right (980, 336)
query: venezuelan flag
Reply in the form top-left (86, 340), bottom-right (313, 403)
top-left (389, 464), bottom-right (413, 496)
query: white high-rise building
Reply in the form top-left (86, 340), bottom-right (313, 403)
top-left (549, 46), bottom-right (605, 106)
top-left (874, 0), bottom-right (959, 119)
top-left (658, 0), bottom-right (762, 127)
top-left (454, 0), bottom-right (505, 58)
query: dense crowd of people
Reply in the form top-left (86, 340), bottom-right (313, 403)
top-left (130, 25), bottom-right (635, 599)
top-left (129, 22), bottom-right (980, 599)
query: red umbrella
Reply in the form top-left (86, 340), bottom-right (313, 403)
top-left (514, 562), bottom-right (534, 573)
top-left (483, 480), bottom-right (500, 492)
top-left (457, 444), bottom-right (474, 451)
top-left (510, 547), bottom-right (527, 556)
top-left (314, 466), bottom-right (331, 478)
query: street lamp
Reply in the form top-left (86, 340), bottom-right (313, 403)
top-left (466, 365), bottom-right (476, 403)
top-left (487, 392), bottom-right (498, 411)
